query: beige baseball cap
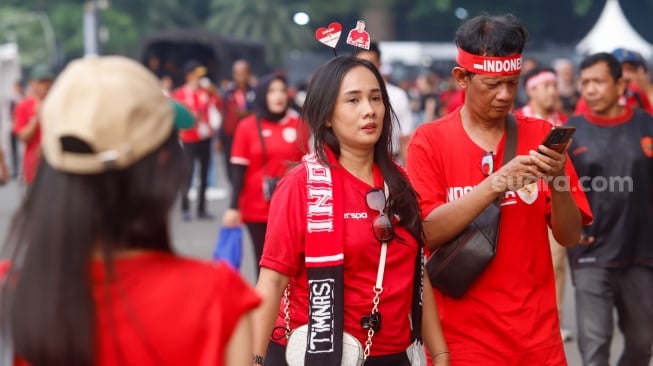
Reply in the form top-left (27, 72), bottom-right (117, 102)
top-left (41, 56), bottom-right (191, 174)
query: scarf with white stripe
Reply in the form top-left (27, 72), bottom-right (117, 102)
top-left (302, 149), bottom-right (345, 365)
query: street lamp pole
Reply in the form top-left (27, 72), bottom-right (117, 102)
top-left (83, 0), bottom-right (99, 56)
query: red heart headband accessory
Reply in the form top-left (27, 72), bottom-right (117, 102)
top-left (315, 22), bottom-right (342, 49)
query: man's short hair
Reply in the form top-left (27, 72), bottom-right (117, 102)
top-left (580, 52), bottom-right (622, 82)
top-left (455, 13), bottom-right (528, 58)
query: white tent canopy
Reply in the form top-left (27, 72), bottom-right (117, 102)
top-left (576, 0), bottom-right (653, 58)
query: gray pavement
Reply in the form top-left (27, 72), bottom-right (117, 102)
top-left (0, 154), bottom-right (644, 365)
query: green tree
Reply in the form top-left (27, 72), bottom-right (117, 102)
top-left (0, 7), bottom-right (57, 68)
top-left (206, 0), bottom-right (313, 67)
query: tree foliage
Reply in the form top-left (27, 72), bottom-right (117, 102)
top-left (4, 0), bottom-right (653, 71)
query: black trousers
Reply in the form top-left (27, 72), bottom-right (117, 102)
top-left (265, 341), bottom-right (411, 366)
top-left (181, 139), bottom-right (212, 215)
top-left (219, 133), bottom-right (234, 184)
top-left (10, 132), bottom-right (19, 178)
top-left (245, 222), bottom-right (267, 276)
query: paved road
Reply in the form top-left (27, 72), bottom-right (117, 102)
top-left (0, 155), bottom-right (642, 365)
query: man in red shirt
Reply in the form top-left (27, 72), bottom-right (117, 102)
top-left (514, 67), bottom-right (574, 342)
top-left (219, 59), bottom-right (255, 184)
top-left (407, 14), bottom-right (592, 364)
top-left (171, 60), bottom-right (222, 220)
top-left (12, 64), bottom-right (54, 184)
top-left (346, 20), bottom-right (370, 50)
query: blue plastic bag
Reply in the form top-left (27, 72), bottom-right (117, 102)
top-left (213, 226), bottom-right (243, 269)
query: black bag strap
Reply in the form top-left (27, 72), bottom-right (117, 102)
top-left (502, 113), bottom-right (518, 166)
top-left (494, 114), bottom-right (518, 206)
top-left (255, 116), bottom-right (270, 176)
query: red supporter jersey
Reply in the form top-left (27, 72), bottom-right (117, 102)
top-left (260, 162), bottom-right (418, 356)
top-left (407, 108), bottom-right (592, 364)
top-left (230, 113), bottom-right (308, 222)
top-left (513, 104), bottom-right (568, 127)
top-left (7, 252), bottom-right (260, 366)
top-left (171, 86), bottom-right (222, 143)
top-left (12, 97), bottom-right (41, 184)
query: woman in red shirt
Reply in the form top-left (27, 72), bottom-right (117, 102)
top-left (251, 57), bottom-right (449, 366)
top-left (222, 73), bottom-right (308, 274)
top-left (1, 56), bottom-right (260, 366)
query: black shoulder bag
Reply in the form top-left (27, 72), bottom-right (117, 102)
top-left (426, 114), bottom-right (517, 298)
top-left (256, 117), bottom-right (281, 202)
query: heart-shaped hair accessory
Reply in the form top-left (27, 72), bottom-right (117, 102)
top-left (315, 22), bottom-right (342, 49)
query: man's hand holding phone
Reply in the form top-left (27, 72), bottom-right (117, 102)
top-left (530, 126), bottom-right (576, 178)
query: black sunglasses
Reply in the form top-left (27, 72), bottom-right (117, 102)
top-left (366, 188), bottom-right (394, 243)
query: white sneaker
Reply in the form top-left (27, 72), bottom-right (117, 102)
top-left (561, 328), bottom-right (573, 342)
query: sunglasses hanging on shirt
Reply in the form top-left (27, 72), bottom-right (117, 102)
top-left (481, 151), bottom-right (494, 176)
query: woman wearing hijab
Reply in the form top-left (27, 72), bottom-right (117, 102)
top-left (222, 73), bottom-right (309, 273)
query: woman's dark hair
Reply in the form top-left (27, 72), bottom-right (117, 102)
top-left (455, 13), bottom-right (528, 57)
top-left (301, 56), bottom-right (423, 245)
top-left (579, 52), bottom-right (623, 82)
top-left (1, 132), bottom-right (186, 366)
top-left (254, 72), bottom-right (288, 122)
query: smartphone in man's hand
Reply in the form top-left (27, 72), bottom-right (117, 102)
top-left (539, 126), bottom-right (576, 154)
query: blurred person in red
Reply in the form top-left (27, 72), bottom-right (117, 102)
top-left (219, 59), bottom-right (256, 183)
top-left (407, 14), bottom-right (592, 365)
top-left (171, 60), bottom-right (223, 221)
top-left (221, 73), bottom-right (308, 274)
top-left (514, 66), bottom-right (574, 343)
top-left (12, 64), bottom-right (54, 184)
top-left (1, 56), bottom-right (260, 366)
top-left (574, 48), bottom-right (653, 115)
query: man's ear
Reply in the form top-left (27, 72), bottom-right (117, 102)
top-left (452, 67), bottom-right (470, 89)
top-left (616, 76), bottom-right (628, 98)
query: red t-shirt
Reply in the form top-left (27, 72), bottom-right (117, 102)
top-left (172, 86), bottom-right (222, 143)
top-left (8, 253), bottom-right (260, 366)
top-left (514, 104), bottom-right (568, 127)
top-left (407, 109), bottom-right (592, 364)
top-left (230, 113), bottom-right (308, 222)
top-left (12, 97), bottom-right (41, 184)
top-left (260, 161), bottom-right (418, 356)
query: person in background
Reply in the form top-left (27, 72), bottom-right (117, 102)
top-left (613, 47), bottom-right (653, 112)
top-left (574, 48), bottom-right (653, 115)
top-left (221, 73), bottom-right (308, 275)
top-left (407, 13), bottom-right (592, 365)
top-left (8, 81), bottom-right (25, 180)
top-left (0, 56), bottom-right (260, 366)
top-left (513, 66), bottom-right (573, 343)
top-left (0, 147), bottom-right (8, 184)
top-left (514, 56), bottom-right (539, 109)
top-left (566, 52), bottom-right (653, 366)
top-left (356, 42), bottom-right (415, 165)
top-left (220, 59), bottom-right (256, 183)
top-left (12, 64), bottom-right (54, 185)
top-left (553, 58), bottom-right (580, 116)
top-left (171, 59), bottom-right (222, 221)
top-left (252, 55), bottom-right (449, 366)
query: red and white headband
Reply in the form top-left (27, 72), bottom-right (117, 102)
top-left (456, 48), bottom-right (523, 76)
top-left (525, 71), bottom-right (557, 90)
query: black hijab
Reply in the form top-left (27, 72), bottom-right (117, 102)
top-left (254, 73), bottom-right (288, 122)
